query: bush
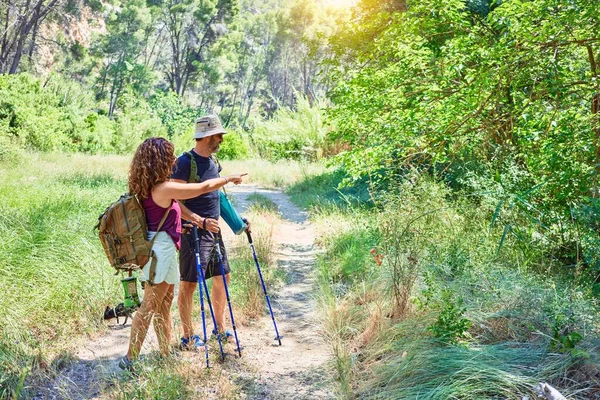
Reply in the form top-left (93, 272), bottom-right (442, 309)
top-left (112, 90), bottom-right (166, 153)
top-left (428, 290), bottom-right (472, 344)
top-left (149, 90), bottom-right (201, 153)
top-left (249, 95), bottom-right (328, 161)
top-left (307, 170), bottom-right (600, 398)
top-left (0, 73), bottom-right (195, 155)
top-left (217, 129), bottom-right (250, 160)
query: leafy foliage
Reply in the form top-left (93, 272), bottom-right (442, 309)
top-left (428, 290), bottom-right (472, 344)
top-left (329, 0), bottom-right (600, 211)
top-left (250, 94), bottom-right (328, 161)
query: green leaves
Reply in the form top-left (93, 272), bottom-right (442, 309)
top-left (328, 0), bottom-right (600, 225)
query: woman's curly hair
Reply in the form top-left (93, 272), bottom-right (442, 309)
top-left (128, 137), bottom-right (176, 199)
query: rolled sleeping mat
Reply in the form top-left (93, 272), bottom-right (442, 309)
top-left (220, 190), bottom-right (247, 235)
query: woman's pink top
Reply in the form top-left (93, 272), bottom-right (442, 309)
top-left (143, 194), bottom-right (182, 250)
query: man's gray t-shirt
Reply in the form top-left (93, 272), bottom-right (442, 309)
top-left (171, 150), bottom-right (221, 219)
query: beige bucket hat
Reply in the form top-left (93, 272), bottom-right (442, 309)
top-left (193, 114), bottom-right (227, 139)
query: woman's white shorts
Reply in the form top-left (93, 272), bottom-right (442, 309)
top-left (140, 231), bottom-right (179, 285)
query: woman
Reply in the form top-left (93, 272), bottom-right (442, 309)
top-left (120, 137), bottom-right (244, 370)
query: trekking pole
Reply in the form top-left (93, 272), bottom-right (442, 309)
top-left (214, 230), bottom-right (243, 357)
top-left (243, 225), bottom-right (283, 346)
top-left (191, 226), bottom-right (226, 363)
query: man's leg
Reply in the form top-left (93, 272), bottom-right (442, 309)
top-left (177, 281), bottom-right (197, 339)
top-left (211, 273), bottom-right (230, 332)
top-left (178, 233), bottom-right (201, 342)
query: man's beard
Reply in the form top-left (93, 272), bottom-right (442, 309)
top-left (208, 137), bottom-right (220, 153)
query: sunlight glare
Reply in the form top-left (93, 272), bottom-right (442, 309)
top-left (324, 0), bottom-right (358, 8)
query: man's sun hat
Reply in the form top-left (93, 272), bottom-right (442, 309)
top-left (194, 114), bottom-right (227, 139)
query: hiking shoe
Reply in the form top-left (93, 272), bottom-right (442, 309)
top-left (212, 329), bottom-right (234, 342)
top-left (180, 334), bottom-right (204, 351)
top-left (118, 355), bottom-right (134, 372)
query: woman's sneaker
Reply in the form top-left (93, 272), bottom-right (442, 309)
top-left (118, 355), bottom-right (135, 372)
top-left (180, 334), bottom-right (204, 351)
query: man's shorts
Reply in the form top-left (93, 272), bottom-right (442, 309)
top-left (179, 229), bottom-right (231, 283)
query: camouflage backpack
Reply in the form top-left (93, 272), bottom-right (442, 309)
top-left (95, 194), bottom-right (168, 285)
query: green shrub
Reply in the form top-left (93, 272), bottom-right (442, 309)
top-left (307, 171), bottom-right (600, 397)
top-left (249, 95), bottom-right (328, 161)
top-left (0, 73), bottom-right (193, 155)
top-left (112, 90), bottom-right (167, 153)
top-left (218, 129), bottom-right (250, 160)
top-left (149, 90), bottom-right (201, 153)
top-left (428, 290), bottom-right (472, 344)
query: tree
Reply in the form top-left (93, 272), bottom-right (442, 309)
top-left (0, 0), bottom-right (62, 74)
top-left (157, 0), bottom-right (238, 97)
top-left (328, 0), bottom-right (600, 214)
top-left (93, 0), bottom-right (154, 117)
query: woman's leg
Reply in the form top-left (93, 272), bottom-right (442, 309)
top-left (126, 281), bottom-right (170, 360)
top-left (153, 283), bottom-right (175, 356)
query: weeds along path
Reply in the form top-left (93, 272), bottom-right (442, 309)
top-left (224, 184), bottom-right (334, 399)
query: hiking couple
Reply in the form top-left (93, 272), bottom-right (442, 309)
top-left (120, 114), bottom-right (247, 370)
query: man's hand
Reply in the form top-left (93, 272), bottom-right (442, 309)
top-left (225, 173), bottom-right (247, 185)
top-left (242, 218), bottom-right (251, 233)
top-left (203, 218), bottom-right (220, 233)
top-left (190, 213), bottom-right (220, 233)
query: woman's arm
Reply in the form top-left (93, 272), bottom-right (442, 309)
top-left (153, 174), bottom-right (245, 206)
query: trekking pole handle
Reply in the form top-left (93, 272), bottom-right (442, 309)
top-left (242, 218), bottom-right (252, 243)
top-left (190, 223), bottom-right (202, 252)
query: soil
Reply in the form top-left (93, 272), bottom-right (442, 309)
top-left (28, 184), bottom-right (334, 400)
top-left (223, 184), bottom-right (334, 400)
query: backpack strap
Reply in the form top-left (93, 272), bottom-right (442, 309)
top-left (181, 151), bottom-right (199, 207)
top-left (210, 154), bottom-right (221, 172)
top-left (210, 154), bottom-right (227, 196)
top-left (146, 207), bottom-right (170, 286)
top-left (184, 151), bottom-right (200, 184)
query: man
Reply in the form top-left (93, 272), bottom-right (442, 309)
top-left (172, 114), bottom-right (248, 350)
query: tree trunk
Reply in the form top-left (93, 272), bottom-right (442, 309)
top-left (588, 45), bottom-right (600, 196)
top-left (26, 17), bottom-right (40, 69)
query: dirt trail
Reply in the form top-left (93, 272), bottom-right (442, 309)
top-left (29, 184), bottom-right (333, 399)
top-left (224, 184), bottom-right (333, 399)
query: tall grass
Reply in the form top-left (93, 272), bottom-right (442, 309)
top-left (0, 152), bottom-right (130, 397)
top-left (220, 158), bottom-right (327, 189)
top-left (105, 355), bottom-right (239, 399)
top-left (296, 171), bottom-right (600, 399)
top-left (228, 194), bottom-right (282, 320)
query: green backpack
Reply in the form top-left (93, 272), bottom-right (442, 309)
top-left (95, 194), bottom-right (168, 285)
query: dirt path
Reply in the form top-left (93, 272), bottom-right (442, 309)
top-left (224, 184), bottom-right (333, 399)
top-left (29, 184), bottom-right (333, 399)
